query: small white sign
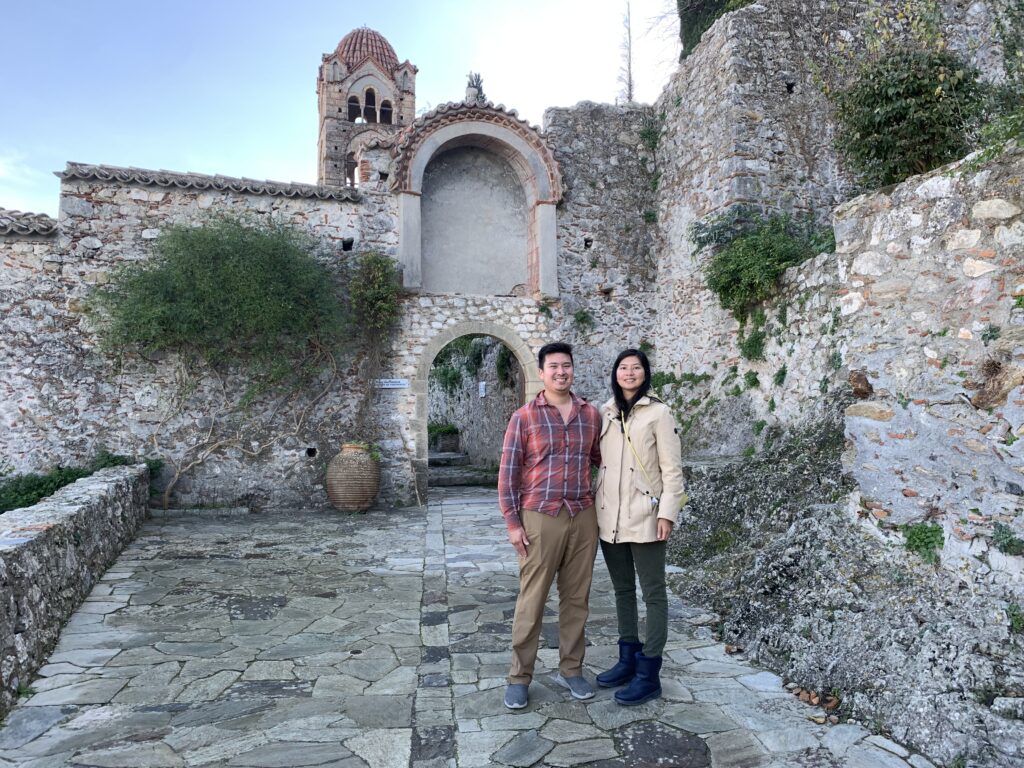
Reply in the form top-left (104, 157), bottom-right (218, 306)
top-left (478, 381), bottom-right (487, 398)
top-left (375, 378), bottom-right (410, 389)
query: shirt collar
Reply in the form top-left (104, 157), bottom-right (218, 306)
top-left (534, 390), bottom-right (584, 409)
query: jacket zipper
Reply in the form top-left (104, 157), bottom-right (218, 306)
top-left (613, 412), bottom-right (627, 543)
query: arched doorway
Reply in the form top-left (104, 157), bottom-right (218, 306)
top-left (427, 335), bottom-right (523, 487)
top-left (411, 320), bottom-right (541, 500)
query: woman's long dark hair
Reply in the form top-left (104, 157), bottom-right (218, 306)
top-left (611, 348), bottom-right (652, 420)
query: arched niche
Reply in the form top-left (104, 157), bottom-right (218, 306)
top-left (394, 108), bottom-right (561, 298)
top-left (409, 319), bottom-right (541, 499)
top-left (420, 146), bottom-right (527, 294)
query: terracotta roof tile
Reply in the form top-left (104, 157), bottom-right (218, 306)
top-left (336, 27), bottom-right (399, 74)
top-left (58, 162), bottom-right (360, 202)
top-left (0, 207), bottom-right (58, 237)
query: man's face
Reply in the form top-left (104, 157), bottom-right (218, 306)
top-left (539, 352), bottom-right (574, 395)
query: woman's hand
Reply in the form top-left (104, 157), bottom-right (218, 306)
top-left (656, 518), bottom-right (674, 541)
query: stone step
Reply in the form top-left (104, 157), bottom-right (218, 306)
top-left (429, 451), bottom-right (471, 467)
top-left (428, 464), bottom-right (499, 487)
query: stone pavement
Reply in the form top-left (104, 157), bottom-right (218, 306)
top-left (0, 488), bottom-right (933, 768)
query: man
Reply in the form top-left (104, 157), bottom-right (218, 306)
top-left (499, 342), bottom-right (602, 709)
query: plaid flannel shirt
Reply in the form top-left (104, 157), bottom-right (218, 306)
top-left (498, 390), bottom-right (602, 531)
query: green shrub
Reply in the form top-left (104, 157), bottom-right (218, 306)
top-left (702, 213), bottom-right (832, 323)
top-left (464, 339), bottom-right (487, 378)
top-left (738, 327), bottom-right (767, 361)
top-left (0, 450), bottom-right (135, 514)
top-left (427, 423), bottom-right (459, 439)
top-left (902, 522), bottom-right (944, 563)
top-left (90, 217), bottom-right (348, 376)
top-left (1009, 603), bottom-right (1024, 634)
top-left (496, 344), bottom-right (518, 389)
top-left (573, 309), bottom-right (595, 331)
top-left (639, 118), bottom-right (660, 152)
top-left (348, 250), bottom-right (402, 340)
top-left (982, 324), bottom-right (1002, 345)
top-left (432, 365), bottom-right (463, 395)
top-left (773, 365), bottom-right (787, 386)
top-left (833, 48), bottom-right (985, 187)
top-left (993, 522), bottom-right (1024, 556)
top-left (743, 371), bottom-right (760, 389)
top-left (652, 371), bottom-right (712, 391)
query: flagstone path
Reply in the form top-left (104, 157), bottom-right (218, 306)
top-left (0, 488), bottom-right (933, 767)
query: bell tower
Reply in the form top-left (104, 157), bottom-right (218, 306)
top-left (317, 28), bottom-right (417, 187)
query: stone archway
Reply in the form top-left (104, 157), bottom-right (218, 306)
top-left (409, 319), bottom-right (541, 499)
top-left (392, 102), bottom-right (562, 297)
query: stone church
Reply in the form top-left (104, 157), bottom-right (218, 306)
top-left (2, 6), bottom-right (1023, 763)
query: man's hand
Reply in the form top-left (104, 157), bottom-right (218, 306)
top-left (509, 526), bottom-right (531, 557)
top-left (656, 519), bottom-right (674, 541)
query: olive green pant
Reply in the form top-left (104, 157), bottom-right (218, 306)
top-left (599, 539), bottom-right (668, 657)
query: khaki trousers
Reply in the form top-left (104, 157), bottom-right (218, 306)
top-left (508, 506), bottom-right (598, 684)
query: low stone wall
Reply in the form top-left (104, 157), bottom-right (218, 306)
top-left (0, 465), bottom-right (149, 718)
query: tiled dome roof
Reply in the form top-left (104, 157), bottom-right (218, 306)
top-left (336, 27), bottom-right (399, 74)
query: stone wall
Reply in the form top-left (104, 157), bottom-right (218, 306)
top-left (0, 169), bottom-right (380, 511)
top-left (649, 0), bottom-right (1013, 456)
top-left (0, 465), bottom-right (149, 719)
top-left (834, 148), bottom-right (1024, 556)
top-left (669, 398), bottom-right (1024, 768)
top-left (663, 145), bottom-right (1023, 766)
top-left (543, 102), bottom-right (660, 400)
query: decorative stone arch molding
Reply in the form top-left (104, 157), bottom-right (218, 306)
top-left (392, 101), bottom-right (563, 297)
top-left (408, 318), bottom-right (542, 498)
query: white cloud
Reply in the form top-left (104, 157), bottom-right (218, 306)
top-left (0, 152), bottom-right (58, 215)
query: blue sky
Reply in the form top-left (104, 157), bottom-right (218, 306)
top-left (1, 1), bottom-right (679, 216)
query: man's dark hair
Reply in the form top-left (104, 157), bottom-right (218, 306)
top-left (611, 348), bottom-right (652, 419)
top-left (538, 342), bottom-right (573, 369)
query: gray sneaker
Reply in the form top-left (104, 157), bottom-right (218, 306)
top-left (504, 683), bottom-right (529, 709)
top-left (553, 673), bottom-right (595, 700)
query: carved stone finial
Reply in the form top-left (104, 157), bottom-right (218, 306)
top-left (465, 71), bottom-right (485, 103)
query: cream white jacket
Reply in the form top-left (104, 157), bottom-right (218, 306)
top-left (595, 394), bottom-right (687, 543)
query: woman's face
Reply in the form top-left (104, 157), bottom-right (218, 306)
top-left (616, 356), bottom-right (645, 399)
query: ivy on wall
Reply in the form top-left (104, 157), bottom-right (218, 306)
top-left (87, 215), bottom-right (403, 507)
top-left (833, 49), bottom-right (985, 187)
top-left (822, 0), bottom-right (1022, 187)
top-left (677, 0), bottom-right (754, 58)
top-left (692, 207), bottom-right (833, 325)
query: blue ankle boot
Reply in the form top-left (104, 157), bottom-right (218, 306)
top-left (614, 652), bottom-right (662, 705)
top-left (596, 639), bottom-right (643, 688)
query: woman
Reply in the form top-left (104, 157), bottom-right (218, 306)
top-left (595, 348), bottom-right (687, 706)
